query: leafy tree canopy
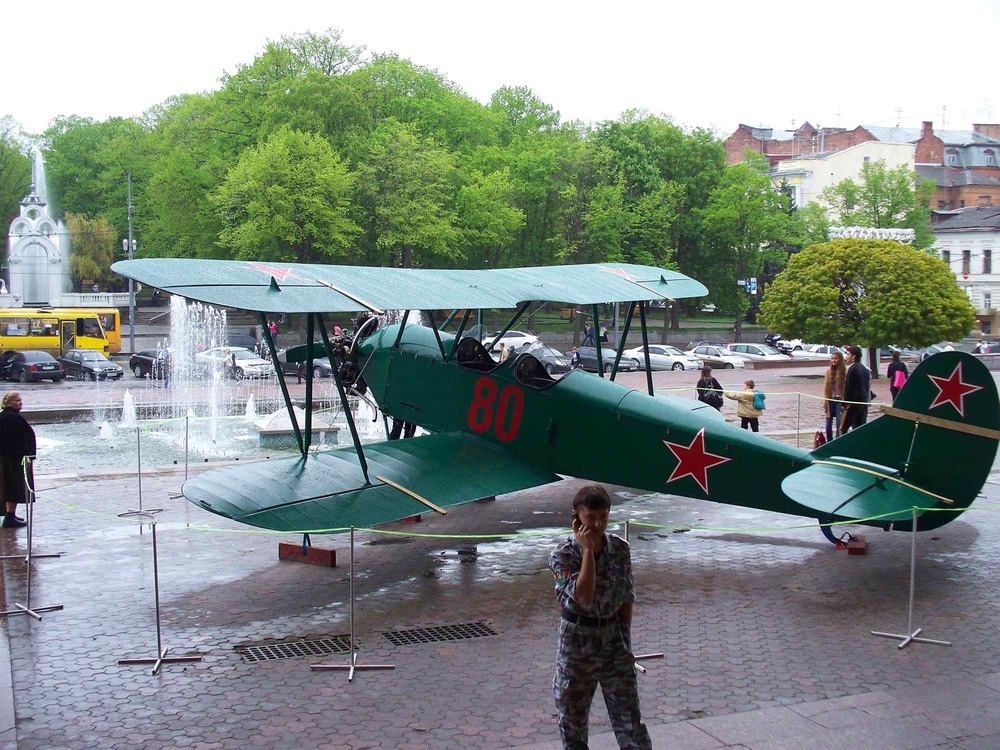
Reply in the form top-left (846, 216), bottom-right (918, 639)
top-left (65, 213), bottom-right (117, 289)
top-left (820, 160), bottom-right (935, 248)
top-left (211, 127), bottom-right (359, 263)
top-left (759, 238), bottom-right (975, 351)
top-left (0, 116), bottom-right (31, 236)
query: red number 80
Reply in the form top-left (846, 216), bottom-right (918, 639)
top-left (467, 377), bottom-right (524, 442)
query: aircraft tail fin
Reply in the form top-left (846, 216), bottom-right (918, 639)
top-left (783, 351), bottom-right (999, 530)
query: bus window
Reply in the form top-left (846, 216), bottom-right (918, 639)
top-left (99, 313), bottom-right (116, 332)
top-left (31, 318), bottom-right (58, 336)
top-left (4, 318), bottom-right (29, 336)
top-left (77, 317), bottom-right (105, 339)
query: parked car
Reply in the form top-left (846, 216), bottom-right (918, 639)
top-left (973, 342), bottom-right (1000, 355)
top-left (57, 349), bottom-right (124, 381)
top-left (687, 345), bottom-right (747, 369)
top-left (2, 351), bottom-right (65, 383)
top-left (775, 338), bottom-right (805, 354)
top-left (763, 332), bottom-right (784, 348)
top-left (687, 339), bottom-right (730, 350)
top-left (622, 345), bottom-right (703, 371)
top-left (129, 348), bottom-right (169, 379)
top-left (727, 343), bottom-right (790, 361)
top-left (523, 344), bottom-right (573, 375)
top-left (227, 333), bottom-right (262, 354)
top-left (481, 330), bottom-right (540, 355)
top-left (276, 348), bottom-right (334, 378)
top-left (791, 344), bottom-right (844, 361)
top-left (577, 347), bottom-right (640, 373)
top-left (195, 347), bottom-right (272, 379)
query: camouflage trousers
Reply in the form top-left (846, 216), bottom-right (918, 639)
top-left (553, 619), bottom-right (651, 749)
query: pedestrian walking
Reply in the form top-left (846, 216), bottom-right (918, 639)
top-left (840, 345), bottom-right (871, 433)
top-left (0, 391), bottom-right (34, 528)
top-left (887, 351), bottom-right (908, 402)
top-left (725, 380), bottom-right (763, 432)
top-left (696, 366), bottom-right (724, 411)
top-left (599, 323), bottom-right (608, 343)
top-left (268, 319), bottom-right (279, 347)
top-left (569, 347), bottom-right (581, 370)
top-left (499, 342), bottom-right (511, 363)
top-left (823, 350), bottom-right (846, 441)
top-left (549, 484), bottom-right (651, 750)
top-left (583, 324), bottom-right (595, 347)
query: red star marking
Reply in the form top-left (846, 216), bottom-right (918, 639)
top-left (598, 266), bottom-right (638, 281)
top-left (245, 262), bottom-right (301, 282)
top-left (927, 362), bottom-right (983, 417)
top-left (662, 428), bottom-right (732, 496)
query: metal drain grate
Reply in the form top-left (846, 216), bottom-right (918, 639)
top-left (236, 636), bottom-right (353, 663)
top-left (382, 621), bottom-right (497, 646)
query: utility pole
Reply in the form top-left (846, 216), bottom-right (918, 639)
top-left (125, 172), bottom-right (136, 354)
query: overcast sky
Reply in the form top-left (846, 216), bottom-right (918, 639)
top-left (4, 0), bottom-right (999, 137)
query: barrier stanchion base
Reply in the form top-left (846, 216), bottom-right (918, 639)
top-left (311, 651), bottom-right (394, 682)
top-left (633, 652), bottom-right (664, 674)
top-left (871, 628), bottom-right (951, 650)
top-left (0, 602), bottom-right (63, 622)
top-left (119, 647), bottom-right (203, 676)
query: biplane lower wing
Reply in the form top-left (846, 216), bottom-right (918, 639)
top-left (182, 432), bottom-right (560, 532)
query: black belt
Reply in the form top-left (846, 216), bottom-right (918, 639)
top-left (561, 609), bottom-right (619, 627)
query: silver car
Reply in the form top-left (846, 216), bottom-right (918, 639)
top-left (622, 345), bottom-right (703, 371)
top-left (687, 345), bottom-right (747, 369)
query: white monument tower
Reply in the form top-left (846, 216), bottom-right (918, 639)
top-left (6, 158), bottom-right (64, 307)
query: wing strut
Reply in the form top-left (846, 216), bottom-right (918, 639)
top-left (592, 304), bottom-right (604, 376)
top-left (426, 311), bottom-right (447, 359)
top-left (638, 301), bottom-right (654, 396)
top-left (259, 312), bottom-right (304, 455)
top-left (304, 314), bottom-right (314, 453)
top-left (608, 301), bottom-right (637, 382)
top-left (318, 313), bottom-right (370, 484)
top-left (445, 310), bottom-right (472, 362)
top-left (487, 302), bottom-right (529, 353)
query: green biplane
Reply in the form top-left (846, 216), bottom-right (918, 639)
top-left (112, 258), bottom-right (999, 541)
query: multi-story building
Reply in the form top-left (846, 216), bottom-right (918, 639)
top-left (727, 121), bottom-right (1000, 210)
top-left (932, 206), bottom-right (1000, 334)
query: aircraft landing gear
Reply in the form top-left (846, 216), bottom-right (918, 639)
top-left (818, 514), bottom-right (858, 549)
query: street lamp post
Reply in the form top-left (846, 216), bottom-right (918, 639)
top-left (125, 172), bottom-right (135, 354)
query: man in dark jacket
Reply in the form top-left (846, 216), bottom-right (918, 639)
top-left (840, 345), bottom-right (871, 432)
top-left (0, 391), bottom-right (34, 528)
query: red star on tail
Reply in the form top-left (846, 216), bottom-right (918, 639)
top-left (663, 428), bottom-right (731, 495)
top-left (927, 362), bottom-right (983, 417)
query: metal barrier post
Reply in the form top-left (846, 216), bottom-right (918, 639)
top-left (311, 527), bottom-right (395, 681)
top-left (0, 458), bottom-right (63, 621)
top-left (118, 510), bottom-right (203, 674)
top-left (184, 415), bottom-right (189, 482)
top-left (796, 393), bottom-right (801, 447)
top-left (871, 507), bottom-right (951, 649)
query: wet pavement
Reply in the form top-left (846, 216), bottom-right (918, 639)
top-left (1, 368), bottom-right (999, 749)
top-left (0, 455), bottom-right (997, 748)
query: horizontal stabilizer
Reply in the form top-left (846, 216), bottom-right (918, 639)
top-left (182, 432), bottom-right (560, 532)
top-left (781, 457), bottom-right (936, 523)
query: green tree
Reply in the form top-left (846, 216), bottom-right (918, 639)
top-left (455, 168), bottom-right (525, 269)
top-left (820, 160), bottom-right (935, 248)
top-left (700, 156), bottom-right (798, 339)
top-left (211, 127), bottom-right (359, 263)
top-left (759, 239), bottom-right (975, 375)
top-left (65, 213), bottom-right (117, 289)
top-left (356, 119), bottom-right (461, 267)
top-left (0, 117), bottom-right (31, 238)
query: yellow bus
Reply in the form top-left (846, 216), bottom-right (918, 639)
top-left (75, 308), bottom-right (122, 354)
top-left (0, 308), bottom-right (110, 357)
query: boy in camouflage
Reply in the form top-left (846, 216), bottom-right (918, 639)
top-left (549, 484), bottom-right (651, 749)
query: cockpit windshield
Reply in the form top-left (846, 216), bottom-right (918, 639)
top-left (513, 343), bottom-right (558, 390)
top-left (455, 336), bottom-right (498, 373)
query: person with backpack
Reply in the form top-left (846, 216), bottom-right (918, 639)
top-left (887, 350), bottom-right (908, 402)
top-left (696, 366), bottom-right (724, 411)
top-left (725, 379), bottom-right (764, 432)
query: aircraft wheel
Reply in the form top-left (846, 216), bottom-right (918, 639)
top-left (724, 363), bottom-right (735, 369)
top-left (671, 362), bottom-right (683, 371)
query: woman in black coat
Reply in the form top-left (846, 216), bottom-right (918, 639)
top-left (0, 391), bottom-right (34, 528)
top-left (886, 351), bottom-right (909, 402)
top-left (696, 366), bottom-right (724, 411)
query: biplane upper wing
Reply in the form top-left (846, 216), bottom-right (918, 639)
top-left (182, 432), bottom-right (560, 532)
top-left (111, 258), bottom-right (707, 313)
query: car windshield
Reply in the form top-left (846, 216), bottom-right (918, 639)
top-left (81, 352), bottom-right (108, 362)
top-left (664, 346), bottom-right (683, 356)
top-left (758, 345), bottom-right (780, 355)
top-left (543, 347), bottom-right (563, 357)
top-left (232, 350), bottom-right (256, 361)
